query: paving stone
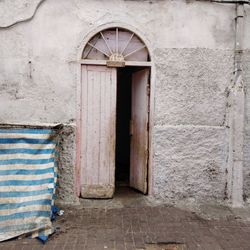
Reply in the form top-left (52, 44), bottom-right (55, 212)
top-left (1, 201), bottom-right (250, 250)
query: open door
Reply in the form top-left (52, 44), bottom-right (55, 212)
top-left (80, 65), bottom-right (117, 198)
top-left (130, 68), bottom-right (150, 194)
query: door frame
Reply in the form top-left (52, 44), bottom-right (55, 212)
top-left (75, 24), bottom-right (155, 197)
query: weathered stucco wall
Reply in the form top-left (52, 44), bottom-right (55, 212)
top-left (0, 0), bottom-right (235, 124)
top-left (57, 125), bottom-right (78, 204)
top-left (0, 0), bottom-right (249, 205)
top-left (242, 5), bottom-right (250, 204)
top-left (243, 50), bottom-right (250, 203)
top-left (153, 48), bottom-right (233, 204)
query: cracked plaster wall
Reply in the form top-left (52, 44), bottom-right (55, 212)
top-left (0, 0), bottom-right (249, 205)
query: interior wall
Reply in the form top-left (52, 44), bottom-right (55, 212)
top-left (115, 68), bottom-right (132, 183)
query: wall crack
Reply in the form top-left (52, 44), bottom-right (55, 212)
top-left (0, 0), bottom-right (47, 29)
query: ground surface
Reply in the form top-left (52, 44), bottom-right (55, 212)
top-left (1, 187), bottom-right (250, 250)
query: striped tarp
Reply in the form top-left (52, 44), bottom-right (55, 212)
top-left (0, 128), bottom-right (58, 242)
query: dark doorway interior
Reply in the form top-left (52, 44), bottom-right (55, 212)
top-left (115, 68), bottom-right (132, 186)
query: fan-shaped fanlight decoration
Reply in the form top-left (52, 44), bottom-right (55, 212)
top-left (82, 28), bottom-right (150, 66)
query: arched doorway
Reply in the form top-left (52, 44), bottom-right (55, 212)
top-left (79, 27), bottom-right (152, 198)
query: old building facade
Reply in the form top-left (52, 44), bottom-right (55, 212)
top-left (0, 0), bottom-right (250, 207)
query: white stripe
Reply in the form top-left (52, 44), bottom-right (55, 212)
top-left (0, 216), bottom-right (51, 228)
top-left (0, 205), bottom-right (51, 216)
top-left (0, 144), bottom-right (55, 149)
top-left (0, 184), bottom-right (52, 192)
top-left (0, 133), bottom-right (54, 139)
top-left (0, 224), bottom-right (51, 242)
top-left (0, 172), bottom-right (54, 181)
top-left (0, 193), bottom-right (52, 203)
top-left (0, 222), bottom-right (51, 242)
top-left (0, 162), bottom-right (54, 171)
top-left (0, 154), bottom-right (54, 160)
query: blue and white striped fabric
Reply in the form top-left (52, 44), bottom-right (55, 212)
top-left (0, 128), bottom-right (58, 242)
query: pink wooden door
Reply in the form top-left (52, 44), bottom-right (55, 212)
top-left (80, 65), bottom-right (117, 198)
top-left (130, 69), bottom-right (150, 193)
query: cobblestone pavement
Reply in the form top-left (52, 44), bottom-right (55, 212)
top-left (1, 188), bottom-right (250, 250)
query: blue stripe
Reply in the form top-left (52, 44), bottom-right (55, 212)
top-left (0, 138), bottom-right (55, 144)
top-left (0, 199), bottom-right (51, 210)
top-left (0, 211), bottom-right (50, 222)
top-left (0, 158), bottom-right (54, 165)
top-left (0, 129), bottom-right (54, 134)
top-left (0, 223), bottom-right (47, 233)
top-left (0, 189), bottom-right (53, 197)
top-left (0, 148), bottom-right (55, 155)
top-left (0, 178), bottom-right (54, 186)
top-left (52, 194), bottom-right (56, 200)
top-left (0, 168), bottom-right (54, 175)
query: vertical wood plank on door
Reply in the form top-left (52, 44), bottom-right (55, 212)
top-left (99, 71), bottom-right (105, 184)
top-left (81, 65), bottom-right (116, 198)
top-left (110, 69), bottom-right (117, 186)
top-left (92, 70), bottom-right (101, 185)
top-left (81, 66), bottom-right (87, 186)
top-left (86, 68), bottom-right (93, 185)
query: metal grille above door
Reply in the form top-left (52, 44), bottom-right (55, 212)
top-left (82, 28), bottom-right (150, 63)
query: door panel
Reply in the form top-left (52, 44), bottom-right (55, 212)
top-left (80, 65), bottom-right (116, 198)
top-left (130, 68), bottom-right (149, 193)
